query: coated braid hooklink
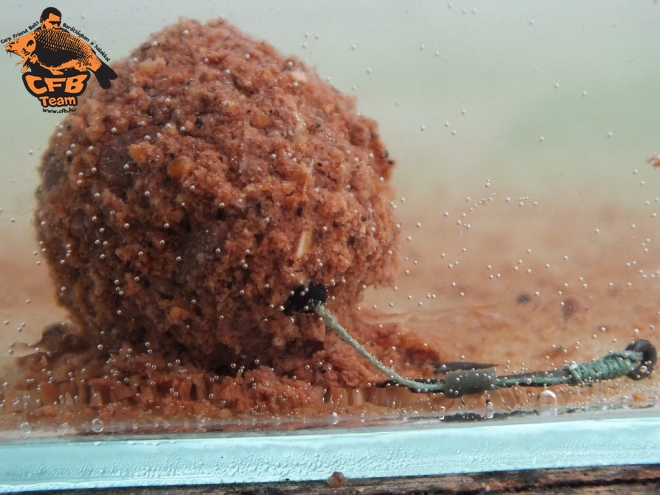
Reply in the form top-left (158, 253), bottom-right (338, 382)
top-left (285, 284), bottom-right (657, 397)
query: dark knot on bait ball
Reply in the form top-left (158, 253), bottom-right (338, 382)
top-left (284, 283), bottom-right (328, 314)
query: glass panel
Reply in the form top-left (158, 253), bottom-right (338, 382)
top-left (0, 0), bottom-right (658, 463)
top-left (2, 414), bottom-right (660, 491)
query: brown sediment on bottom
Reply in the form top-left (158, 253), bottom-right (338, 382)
top-left (0, 315), bottom-right (451, 433)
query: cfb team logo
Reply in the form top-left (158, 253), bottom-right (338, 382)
top-left (3, 7), bottom-right (117, 112)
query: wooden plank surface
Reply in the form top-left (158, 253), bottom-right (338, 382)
top-left (29, 464), bottom-right (660, 494)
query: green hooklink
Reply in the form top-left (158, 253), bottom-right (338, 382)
top-left (284, 284), bottom-right (657, 397)
top-left (316, 304), bottom-right (656, 396)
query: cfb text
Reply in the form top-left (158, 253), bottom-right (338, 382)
top-left (22, 74), bottom-right (90, 107)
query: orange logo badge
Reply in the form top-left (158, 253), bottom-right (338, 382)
top-left (4, 7), bottom-right (117, 111)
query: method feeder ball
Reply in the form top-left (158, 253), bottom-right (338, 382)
top-left (35, 19), bottom-right (398, 371)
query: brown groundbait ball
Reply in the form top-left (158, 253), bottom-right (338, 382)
top-left (36, 19), bottom-right (398, 372)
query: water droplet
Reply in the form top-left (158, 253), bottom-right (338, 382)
top-left (485, 401), bottom-right (495, 419)
top-left (91, 418), bottom-right (104, 433)
top-left (18, 422), bottom-right (31, 435)
top-left (537, 390), bottom-right (558, 416)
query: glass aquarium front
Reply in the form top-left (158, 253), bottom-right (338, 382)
top-left (1, 0), bottom-right (660, 490)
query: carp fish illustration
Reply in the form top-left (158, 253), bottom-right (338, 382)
top-left (5, 27), bottom-right (117, 89)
